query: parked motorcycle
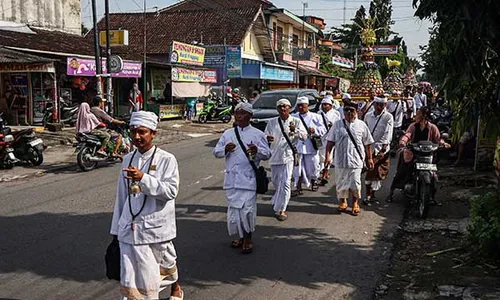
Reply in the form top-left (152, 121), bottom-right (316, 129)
top-left (11, 129), bottom-right (44, 166)
top-left (75, 123), bottom-right (133, 172)
top-left (43, 98), bottom-right (79, 127)
top-left (395, 141), bottom-right (441, 218)
top-left (198, 98), bottom-right (232, 123)
top-left (0, 113), bottom-right (17, 169)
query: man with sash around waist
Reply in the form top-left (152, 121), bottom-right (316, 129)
top-left (292, 96), bottom-right (327, 194)
top-left (264, 99), bottom-right (307, 221)
top-left (213, 102), bottom-right (271, 254)
top-left (318, 96), bottom-right (341, 186)
top-left (325, 100), bottom-right (374, 216)
top-left (363, 96), bottom-right (394, 205)
top-left (110, 111), bottom-right (183, 300)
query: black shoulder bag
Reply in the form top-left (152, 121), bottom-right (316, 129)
top-left (299, 114), bottom-right (322, 151)
top-left (278, 118), bottom-right (299, 166)
top-left (343, 119), bottom-right (367, 173)
top-left (234, 127), bottom-right (269, 194)
top-left (390, 101), bottom-right (400, 119)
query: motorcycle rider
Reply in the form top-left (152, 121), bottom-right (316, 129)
top-left (90, 96), bottom-right (126, 157)
top-left (76, 102), bottom-right (110, 156)
top-left (387, 107), bottom-right (447, 203)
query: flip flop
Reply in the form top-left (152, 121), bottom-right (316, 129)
top-left (276, 213), bottom-right (288, 221)
top-left (337, 201), bottom-right (348, 212)
top-left (230, 238), bottom-right (243, 248)
top-left (169, 290), bottom-right (184, 300)
top-left (352, 203), bottom-right (361, 216)
top-left (241, 242), bottom-right (253, 254)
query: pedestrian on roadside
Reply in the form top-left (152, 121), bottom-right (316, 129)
top-left (317, 97), bottom-right (341, 186)
top-left (414, 86), bottom-right (427, 110)
top-left (264, 99), bottom-right (307, 221)
top-left (363, 96), bottom-right (394, 205)
top-left (325, 100), bottom-right (374, 216)
top-left (292, 96), bottom-right (327, 194)
top-left (110, 111), bottom-right (184, 300)
top-left (213, 102), bottom-right (271, 254)
top-left (387, 92), bottom-right (407, 131)
top-left (128, 83), bottom-right (143, 114)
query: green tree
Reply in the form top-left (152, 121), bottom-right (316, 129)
top-left (318, 47), bottom-right (353, 80)
top-left (330, 5), bottom-right (367, 59)
top-left (413, 0), bottom-right (500, 138)
top-left (369, 0), bottom-right (396, 43)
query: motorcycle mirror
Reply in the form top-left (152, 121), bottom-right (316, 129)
top-left (442, 133), bottom-right (450, 140)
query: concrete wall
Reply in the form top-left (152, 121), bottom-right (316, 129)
top-left (242, 29), bottom-right (263, 61)
top-left (0, 0), bottom-right (81, 34)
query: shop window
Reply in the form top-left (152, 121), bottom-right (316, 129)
top-left (31, 72), bottom-right (56, 124)
top-left (292, 34), bottom-right (299, 47)
top-left (1, 73), bottom-right (29, 125)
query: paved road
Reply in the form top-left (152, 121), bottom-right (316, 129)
top-left (0, 135), bottom-right (404, 300)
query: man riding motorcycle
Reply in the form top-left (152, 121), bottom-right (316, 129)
top-left (90, 96), bottom-right (126, 157)
top-left (387, 107), bottom-right (448, 203)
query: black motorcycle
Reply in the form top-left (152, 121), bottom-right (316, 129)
top-left (392, 141), bottom-right (441, 218)
top-left (43, 98), bottom-right (79, 127)
top-left (75, 123), bottom-right (132, 172)
top-left (0, 113), bottom-right (17, 169)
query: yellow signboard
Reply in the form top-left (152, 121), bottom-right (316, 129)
top-left (99, 30), bottom-right (129, 47)
top-left (170, 41), bottom-right (205, 66)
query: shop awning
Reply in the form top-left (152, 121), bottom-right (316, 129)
top-left (284, 61), bottom-right (333, 78)
top-left (0, 47), bottom-right (54, 63)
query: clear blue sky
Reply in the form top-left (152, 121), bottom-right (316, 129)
top-left (81, 0), bottom-right (432, 59)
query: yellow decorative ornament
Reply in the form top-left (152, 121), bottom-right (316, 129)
top-left (360, 17), bottom-right (377, 46)
top-left (386, 58), bottom-right (401, 69)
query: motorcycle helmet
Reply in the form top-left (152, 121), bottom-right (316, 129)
top-left (233, 88), bottom-right (240, 94)
top-left (226, 87), bottom-right (232, 97)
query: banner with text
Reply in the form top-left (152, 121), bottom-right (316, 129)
top-left (171, 67), bottom-right (217, 83)
top-left (66, 57), bottom-right (142, 78)
top-left (170, 41), bottom-right (206, 66)
top-left (372, 45), bottom-right (398, 56)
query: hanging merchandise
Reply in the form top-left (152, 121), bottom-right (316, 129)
top-left (383, 58), bottom-right (404, 95)
top-left (348, 18), bottom-right (385, 97)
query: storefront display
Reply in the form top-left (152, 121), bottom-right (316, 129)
top-left (31, 72), bottom-right (56, 124)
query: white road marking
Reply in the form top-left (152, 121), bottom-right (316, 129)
top-left (186, 133), bottom-right (213, 138)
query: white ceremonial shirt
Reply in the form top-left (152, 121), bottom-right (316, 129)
top-left (292, 111), bottom-right (327, 155)
top-left (111, 146), bottom-right (179, 245)
top-left (387, 100), bottom-right (407, 128)
top-left (264, 116), bottom-right (307, 165)
top-left (364, 110), bottom-right (394, 154)
top-left (318, 109), bottom-right (341, 144)
top-left (414, 93), bottom-right (427, 109)
top-left (327, 118), bottom-right (374, 169)
top-left (213, 125), bottom-right (271, 191)
top-left (332, 99), bottom-right (341, 110)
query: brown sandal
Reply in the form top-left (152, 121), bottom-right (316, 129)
top-left (241, 240), bottom-right (253, 254)
top-left (338, 201), bottom-right (348, 212)
top-left (352, 203), bottom-right (361, 216)
top-left (230, 238), bottom-right (243, 248)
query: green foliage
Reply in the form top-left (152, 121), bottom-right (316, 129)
top-left (368, 0), bottom-right (396, 43)
top-left (468, 191), bottom-right (500, 260)
top-left (413, 0), bottom-right (500, 139)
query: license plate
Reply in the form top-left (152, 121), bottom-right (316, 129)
top-left (29, 138), bottom-right (43, 147)
top-left (7, 152), bottom-right (16, 160)
top-left (416, 163), bottom-right (437, 171)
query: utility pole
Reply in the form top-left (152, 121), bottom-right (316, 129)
top-left (143, 0), bottom-right (147, 111)
top-left (104, 0), bottom-right (113, 116)
top-left (343, 0), bottom-right (346, 24)
top-left (296, 2), bottom-right (307, 88)
top-left (91, 0), bottom-right (102, 97)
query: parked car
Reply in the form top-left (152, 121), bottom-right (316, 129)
top-left (250, 89), bottom-right (320, 131)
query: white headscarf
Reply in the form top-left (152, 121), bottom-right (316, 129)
top-left (321, 97), bottom-right (333, 105)
top-left (276, 98), bottom-right (291, 107)
top-left (76, 102), bottom-right (100, 134)
top-left (296, 96), bottom-right (309, 105)
top-left (130, 111), bottom-right (159, 130)
top-left (235, 102), bottom-right (253, 114)
top-left (374, 96), bottom-right (388, 103)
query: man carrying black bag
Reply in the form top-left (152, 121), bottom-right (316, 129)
top-left (213, 102), bottom-right (271, 254)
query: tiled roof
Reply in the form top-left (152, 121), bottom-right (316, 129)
top-left (0, 47), bottom-right (55, 63)
top-left (0, 27), bottom-right (93, 56)
top-left (90, 0), bottom-right (275, 59)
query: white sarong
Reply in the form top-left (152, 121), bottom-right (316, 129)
top-left (335, 167), bottom-right (362, 199)
top-left (365, 180), bottom-right (382, 191)
top-left (120, 241), bottom-right (178, 300)
top-left (271, 162), bottom-right (294, 213)
top-left (226, 188), bottom-right (257, 238)
top-left (293, 153), bottom-right (320, 188)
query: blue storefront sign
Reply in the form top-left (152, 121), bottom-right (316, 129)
top-left (260, 65), bottom-right (294, 82)
top-left (226, 46), bottom-right (242, 78)
top-left (204, 46), bottom-right (226, 67)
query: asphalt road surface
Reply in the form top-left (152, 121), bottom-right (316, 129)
top-left (0, 135), bottom-right (404, 300)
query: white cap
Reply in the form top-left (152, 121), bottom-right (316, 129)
top-left (374, 96), bottom-right (388, 103)
top-left (235, 102), bottom-right (253, 114)
top-left (319, 91), bottom-right (326, 96)
top-left (342, 93), bottom-right (352, 100)
top-left (130, 111), bottom-right (159, 131)
top-left (321, 97), bottom-right (333, 105)
top-left (296, 96), bottom-right (309, 105)
top-left (276, 98), bottom-right (291, 107)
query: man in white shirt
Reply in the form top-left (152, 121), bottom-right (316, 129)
top-left (317, 97), bottom-right (341, 185)
top-left (414, 86), bottom-right (427, 110)
top-left (338, 93), bottom-right (351, 120)
top-left (213, 103), bottom-right (271, 254)
top-left (387, 92), bottom-right (407, 130)
top-left (325, 100), bottom-right (374, 216)
top-left (264, 99), bottom-right (307, 221)
top-left (363, 96), bottom-right (394, 205)
top-left (110, 111), bottom-right (183, 300)
top-left (292, 96), bottom-right (327, 193)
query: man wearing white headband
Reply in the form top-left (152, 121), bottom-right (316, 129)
top-left (292, 96), bottom-right (327, 194)
top-left (317, 97), bottom-right (341, 186)
top-left (110, 111), bottom-right (184, 300)
top-left (213, 103), bottom-right (271, 253)
top-left (363, 96), bottom-right (394, 205)
top-left (264, 98), bottom-right (307, 221)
